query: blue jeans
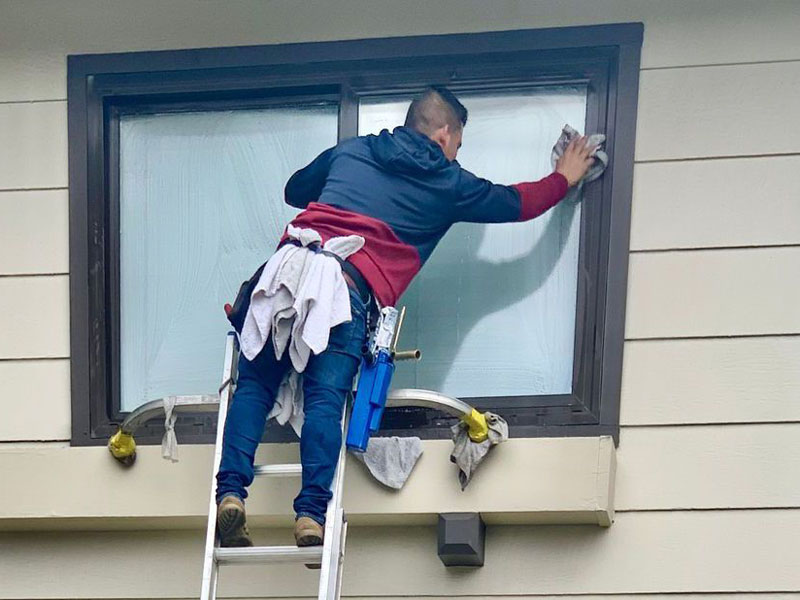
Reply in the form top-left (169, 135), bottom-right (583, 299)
top-left (216, 287), bottom-right (368, 525)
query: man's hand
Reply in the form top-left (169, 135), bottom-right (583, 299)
top-left (556, 136), bottom-right (598, 187)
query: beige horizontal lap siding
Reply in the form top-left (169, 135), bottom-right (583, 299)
top-left (0, 190), bottom-right (69, 274)
top-left (0, 101), bottom-right (67, 189)
top-left (625, 247), bottom-right (800, 339)
top-left (621, 335), bottom-right (800, 425)
top-left (0, 275), bottom-right (69, 359)
top-left (624, 58), bottom-right (800, 425)
top-left (0, 283), bottom-right (69, 439)
top-left (616, 424), bottom-right (800, 510)
top-left (618, 40), bottom-right (800, 555)
top-left (3, 511), bottom-right (800, 597)
top-left (2, 0), bottom-right (800, 102)
top-left (0, 360), bottom-right (71, 441)
top-left (0, 102), bottom-right (70, 442)
top-left (636, 60), bottom-right (800, 161)
top-left (631, 156), bottom-right (800, 251)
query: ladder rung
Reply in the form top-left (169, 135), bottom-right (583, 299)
top-left (254, 463), bottom-right (302, 477)
top-left (215, 545), bottom-right (323, 565)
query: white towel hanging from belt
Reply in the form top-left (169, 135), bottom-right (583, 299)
top-left (238, 225), bottom-right (364, 435)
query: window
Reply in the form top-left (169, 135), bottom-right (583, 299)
top-left (68, 24), bottom-right (642, 445)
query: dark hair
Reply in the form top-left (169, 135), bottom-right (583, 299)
top-left (404, 85), bottom-right (468, 135)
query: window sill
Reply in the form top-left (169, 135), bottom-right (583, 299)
top-left (0, 436), bottom-right (615, 530)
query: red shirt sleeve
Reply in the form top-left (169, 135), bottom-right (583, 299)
top-left (512, 172), bottom-right (569, 221)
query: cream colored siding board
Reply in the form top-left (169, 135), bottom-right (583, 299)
top-left (0, 52), bottom-right (67, 103)
top-left (616, 424), bottom-right (800, 510)
top-left (621, 336), bottom-right (800, 425)
top-left (625, 247), bottom-right (800, 339)
top-left (636, 61), bottom-right (800, 161)
top-left (3, 512), bottom-right (800, 597)
top-left (0, 190), bottom-right (69, 275)
top-left (630, 157), bottom-right (800, 250)
top-left (0, 275), bottom-right (70, 359)
top-left (0, 438), bottom-right (614, 525)
top-left (0, 360), bottom-right (70, 441)
top-left (0, 101), bottom-right (67, 189)
top-left (3, 1), bottom-right (800, 101)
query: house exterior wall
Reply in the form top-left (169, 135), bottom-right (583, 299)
top-left (1, 0), bottom-right (799, 598)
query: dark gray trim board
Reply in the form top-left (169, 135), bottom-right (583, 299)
top-left (68, 23), bottom-right (642, 446)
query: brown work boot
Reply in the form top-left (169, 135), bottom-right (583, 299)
top-left (294, 516), bottom-right (324, 547)
top-left (216, 495), bottom-right (253, 547)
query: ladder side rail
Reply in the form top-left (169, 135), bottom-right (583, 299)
top-left (317, 408), bottom-right (349, 599)
top-left (334, 520), bottom-right (348, 600)
top-left (321, 508), bottom-right (345, 600)
top-left (200, 332), bottom-right (238, 600)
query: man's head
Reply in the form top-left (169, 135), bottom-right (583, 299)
top-left (404, 85), bottom-right (467, 161)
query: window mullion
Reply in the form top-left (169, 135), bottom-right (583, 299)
top-left (338, 82), bottom-right (359, 141)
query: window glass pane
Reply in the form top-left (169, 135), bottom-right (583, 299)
top-left (359, 88), bottom-right (586, 397)
top-left (119, 105), bottom-right (338, 411)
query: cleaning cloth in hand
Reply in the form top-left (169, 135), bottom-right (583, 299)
top-left (551, 124), bottom-right (608, 201)
top-left (450, 411), bottom-right (509, 490)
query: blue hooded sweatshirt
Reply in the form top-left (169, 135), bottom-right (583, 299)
top-left (284, 126), bottom-right (568, 305)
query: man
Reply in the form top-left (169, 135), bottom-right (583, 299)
top-left (216, 85), bottom-right (596, 548)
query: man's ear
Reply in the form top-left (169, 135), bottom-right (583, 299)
top-left (429, 125), bottom-right (450, 152)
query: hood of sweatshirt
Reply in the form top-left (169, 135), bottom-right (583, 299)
top-left (367, 126), bottom-right (451, 174)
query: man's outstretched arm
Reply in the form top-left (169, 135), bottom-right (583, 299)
top-left (284, 147), bottom-right (335, 209)
top-left (453, 137), bottom-right (598, 224)
top-left (516, 136), bottom-right (599, 219)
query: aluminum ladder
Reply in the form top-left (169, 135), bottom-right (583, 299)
top-left (200, 332), bottom-right (348, 600)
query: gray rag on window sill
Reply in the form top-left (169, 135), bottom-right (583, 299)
top-left (450, 411), bottom-right (509, 490)
top-left (353, 410), bottom-right (511, 491)
top-left (350, 436), bottom-right (424, 489)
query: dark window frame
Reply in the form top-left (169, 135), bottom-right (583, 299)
top-left (68, 23), bottom-right (642, 446)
